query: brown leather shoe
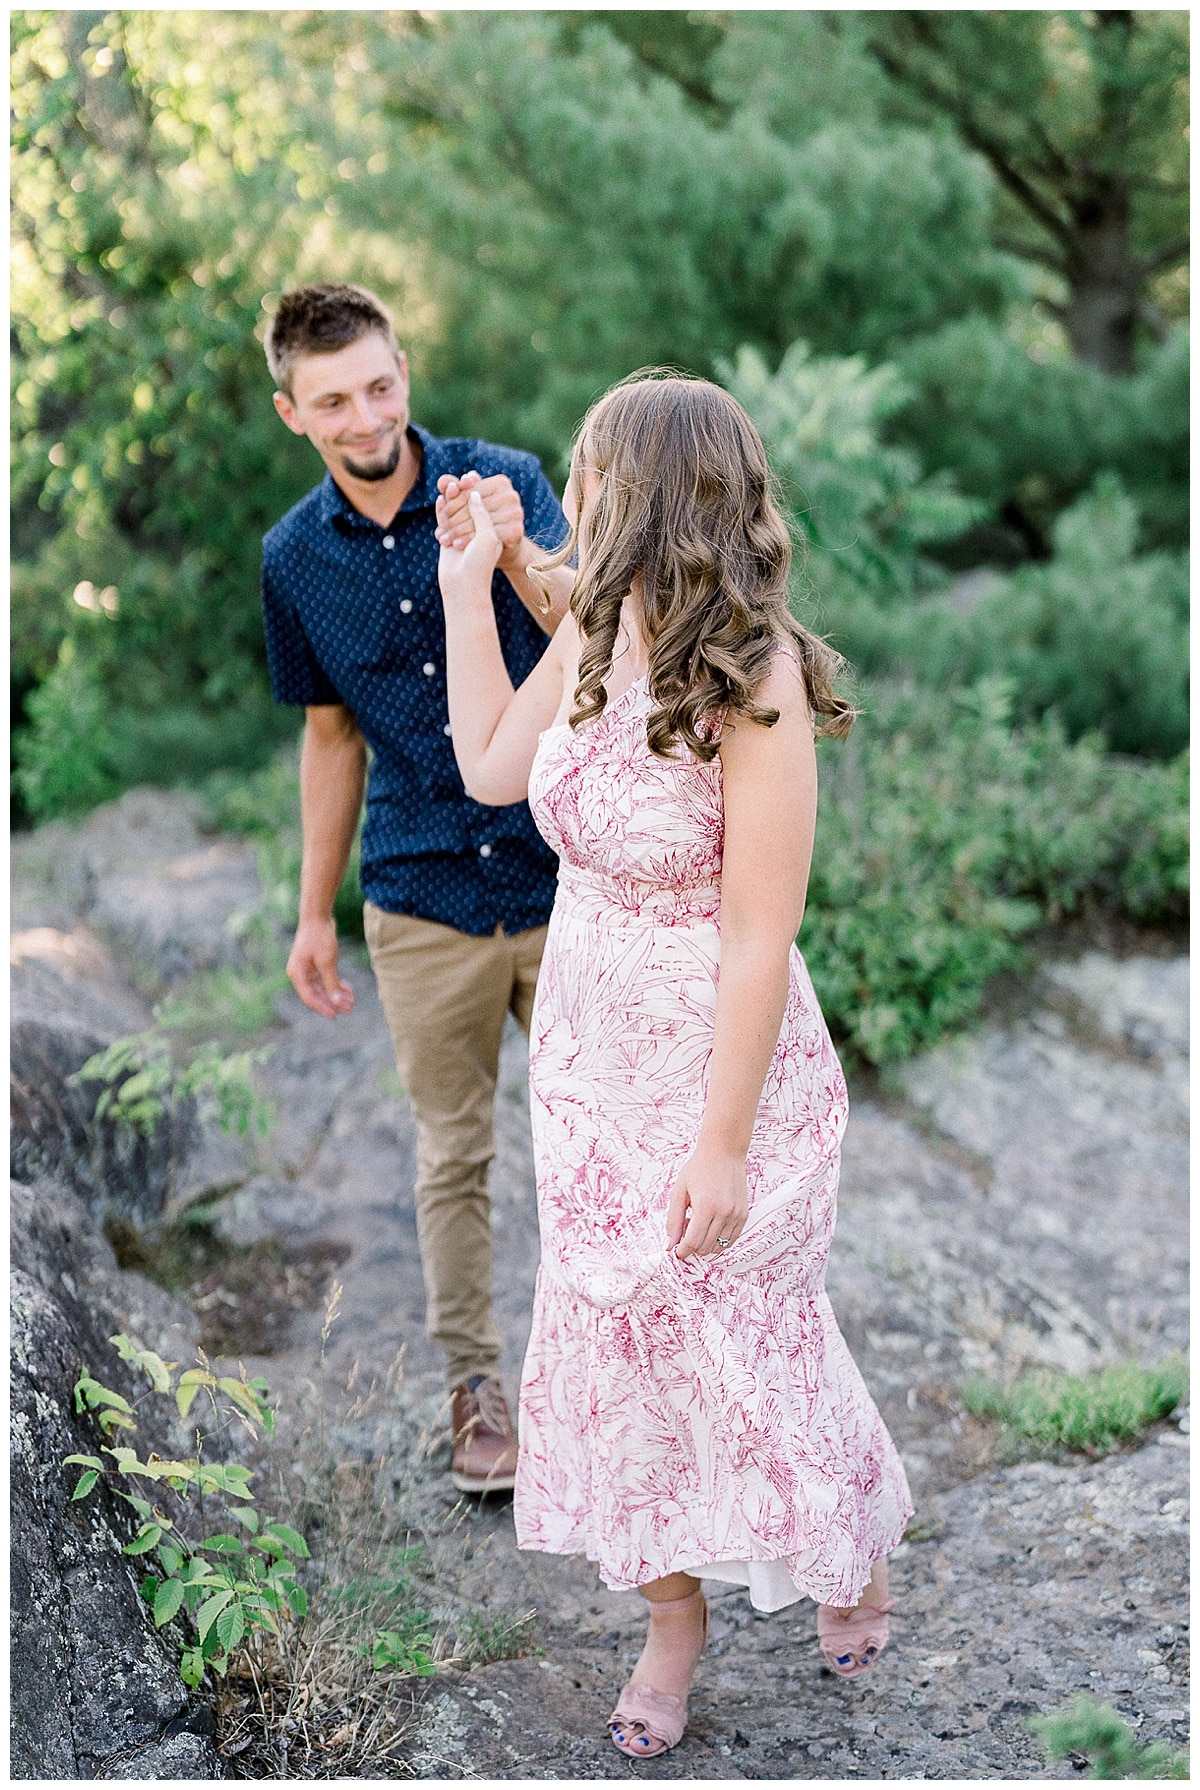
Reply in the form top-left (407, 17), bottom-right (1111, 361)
top-left (450, 1375), bottom-right (518, 1494)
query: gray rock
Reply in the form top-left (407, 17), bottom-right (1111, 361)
top-left (12, 788), bottom-right (260, 981)
top-left (892, 960), bottom-right (1188, 1374)
top-left (398, 1441), bottom-right (1187, 1780)
top-left (11, 790), bottom-right (1189, 1779)
top-left (10, 1177), bottom-right (221, 1780)
top-left (10, 926), bottom-right (192, 1227)
top-left (207, 1174), bottom-right (322, 1247)
top-left (1041, 952), bottom-right (1189, 1064)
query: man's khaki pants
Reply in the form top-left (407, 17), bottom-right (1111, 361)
top-left (363, 902), bottom-right (547, 1391)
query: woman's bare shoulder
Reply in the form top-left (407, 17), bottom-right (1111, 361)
top-left (722, 642), bottom-right (812, 747)
top-left (759, 643), bottom-right (810, 716)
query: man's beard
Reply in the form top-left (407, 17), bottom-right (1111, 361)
top-left (341, 432), bottom-right (403, 482)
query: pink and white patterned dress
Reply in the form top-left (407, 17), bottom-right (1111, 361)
top-left (516, 673), bottom-right (912, 1610)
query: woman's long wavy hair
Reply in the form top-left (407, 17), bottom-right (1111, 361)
top-left (531, 371), bottom-right (856, 762)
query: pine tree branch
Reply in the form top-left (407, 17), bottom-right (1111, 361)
top-left (1137, 236), bottom-right (1189, 279)
top-left (867, 27), bottom-right (1073, 248)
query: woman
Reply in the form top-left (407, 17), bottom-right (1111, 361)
top-left (436, 374), bottom-right (912, 1759)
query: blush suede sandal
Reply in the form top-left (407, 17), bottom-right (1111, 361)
top-left (609, 1588), bottom-right (709, 1759)
top-left (817, 1596), bottom-right (895, 1679)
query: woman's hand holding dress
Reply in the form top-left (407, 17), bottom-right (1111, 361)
top-left (667, 1145), bottom-right (749, 1260)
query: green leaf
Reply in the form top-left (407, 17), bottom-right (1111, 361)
top-left (216, 1602), bottom-right (245, 1651)
top-left (157, 1543), bottom-right (183, 1577)
top-left (196, 1589), bottom-right (234, 1642)
top-left (117, 1493), bottom-right (156, 1520)
top-left (71, 1469), bottom-right (99, 1500)
top-left (180, 1648), bottom-right (205, 1690)
top-left (175, 1367), bottom-right (217, 1419)
top-left (153, 1577), bottom-right (185, 1627)
top-left (103, 1446), bottom-right (141, 1471)
top-left (109, 1334), bottom-right (174, 1391)
top-left (217, 1377), bottom-right (269, 1424)
top-left (285, 1582), bottom-right (308, 1618)
top-left (96, 1408), bottom-right (137, 1434)
top-left (140, 1574), bottom-right (159, 1604)
top-left (77, 1376), bottom-right (134, 1414)
top-left (123, 1524), bottom-right (163, 1556)
top-left (199, 1533), bottom-right (247, 1556)
top-left (63, 1453), bottom-right (104, 1470)
top-left (228, 1505), bottom-right (259, 1532)
top-left (262, 1522), bottom-right (309, 1559)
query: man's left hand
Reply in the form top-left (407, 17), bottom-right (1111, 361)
top-left (436, 470), bottom-right (525, 567)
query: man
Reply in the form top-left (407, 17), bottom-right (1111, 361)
top-left (261, 283), bottom-right (573, 1492)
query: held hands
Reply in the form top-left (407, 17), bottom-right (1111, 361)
top-left (436, 482), bottom-right (505, 605)
top-left (666, 1145), bottom-right (750, 1261)
top-left (436, 468), bottom-right (525, 563)
top-left (287, 917), bottom-right (355, 1020)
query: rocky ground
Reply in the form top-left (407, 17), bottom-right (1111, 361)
top-left (11, 789), bottom-right (1190, 1779)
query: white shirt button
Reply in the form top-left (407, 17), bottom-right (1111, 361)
top-left (443, 723), bottom-right (452, 736)
top-left (382, 535), bottom-right (395, 549)
top-left (399, 599), bottom-right (412, 614)
top-left (423, 662), bottom-right (435, 676)
top-left (479, 843), bottom-right (492, 858)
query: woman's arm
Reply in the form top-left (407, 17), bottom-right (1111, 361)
top-left (437, 488), bottom-right (573, 805)
top-left (668, 654), bottom-right (818, 1259)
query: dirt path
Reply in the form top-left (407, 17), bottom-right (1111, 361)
top-left (13, 791), bottom-right (1188, 1778)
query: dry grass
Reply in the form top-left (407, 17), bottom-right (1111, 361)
top-left (211, 1290), bottom-right (539, 1777)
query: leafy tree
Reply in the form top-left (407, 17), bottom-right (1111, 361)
top-left (893, 316), bottom-right (1189, 551)
top-left (336, 12), bottom-right (1019, 460)
top-left (722, 341), bottom-right (982, 601)
top-left (10, 7), bottom-right (1189, 825)
top-left (864, 10), bottom-right (1189, 372)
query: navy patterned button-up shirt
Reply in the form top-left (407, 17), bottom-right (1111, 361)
top-left (261, 424), bottom-right (566, 935)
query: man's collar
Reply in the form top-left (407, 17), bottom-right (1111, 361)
top-left (319, 424), bottom-right (447, 531)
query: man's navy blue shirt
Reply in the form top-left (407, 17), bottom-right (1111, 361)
top-left (261, 424), bottom-right (566, 935)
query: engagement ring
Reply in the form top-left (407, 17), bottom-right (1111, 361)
top-left (716, 1237), bottom-right (731, 1249)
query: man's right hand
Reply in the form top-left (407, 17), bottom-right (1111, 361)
top-left (287, 916), bottom-right (355, 1018)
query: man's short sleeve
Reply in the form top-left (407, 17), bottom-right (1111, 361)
top-left (261, 556), bottom-right (342, 707)
top-left (520, 460), bottom-right (570, 554)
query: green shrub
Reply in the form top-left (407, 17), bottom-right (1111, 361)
top-left (961, 1357), bottom-right (1188, 1458)
top-left (204, 750), bottom-right (365, 941)
top-left (895, 318), bottom-right (1189, 550)
top-left (803, 680), bottom-right (1188, 1065)
top-left (13, 640), bottom-right (120, 821)
top-left (1030, 1697), bottom-right (1189, 1779)
top-left (67, 1335), bottom-right (304, 1689)
top-left (723, 340), bottom-right (984, 600)
top-left (824, 480), bottom-right (1188, 760)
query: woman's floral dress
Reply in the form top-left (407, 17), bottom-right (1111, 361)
top-left (516, 674), bottom-right (912, 1610)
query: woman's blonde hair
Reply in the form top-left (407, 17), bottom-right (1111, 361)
top-left (532, 370), bottom-right (855, 762)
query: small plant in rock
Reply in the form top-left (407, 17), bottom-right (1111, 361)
top-left (368, 1623), bottom-right (438, 1677)
top-left (960, 1357), bottom-right (1188, 1459)
top-left (1030, 1696), bottom-right (1188, 1779)
top-left (65, 1333), bottom-right (307, 1688)
top-left (70, 907), bottom-right (290, 1142)
top-left (71, 1033), bottom-right (274, 1140)
top-left (457, 1608), bottom-right (541, 1667)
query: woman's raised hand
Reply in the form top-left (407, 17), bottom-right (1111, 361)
top-left (437, 486), bottom-right (503, 604)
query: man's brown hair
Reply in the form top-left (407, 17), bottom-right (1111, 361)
top-left (264, 283), bottom-right (400, 396)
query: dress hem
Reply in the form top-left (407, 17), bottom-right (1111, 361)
top-left (515, 1503), bottom-right (914, 1613)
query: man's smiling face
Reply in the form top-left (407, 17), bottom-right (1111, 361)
top-left (274, 332), bottom-right (410, 482)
